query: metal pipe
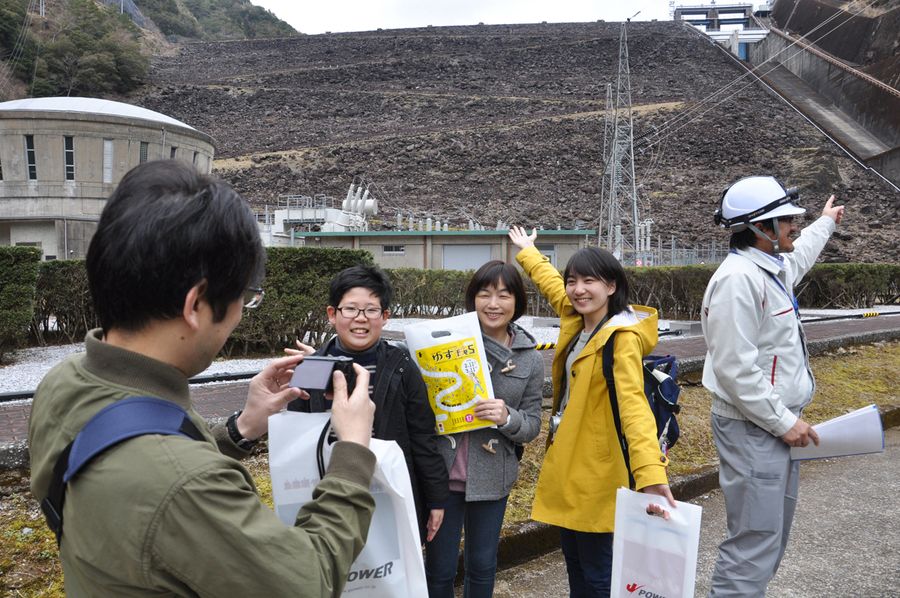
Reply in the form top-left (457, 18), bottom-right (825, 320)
top-left (801, 311), bottom-right (900, 324)
top-left (0, 369), bottom-right (260, 404)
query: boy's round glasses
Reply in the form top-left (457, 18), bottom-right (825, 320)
top-left (336, 306), bottom-right (384, 319)
top-left (243, 287), bottom-right (265, 309)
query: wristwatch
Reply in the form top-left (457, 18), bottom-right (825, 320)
top-left (226, 410), bottom-right (257, 450)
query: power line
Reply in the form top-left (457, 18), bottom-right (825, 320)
top-left (634, 0), bottom-right (882, 152)
top-left (0, 0), bottom-right (38, 97)
top-left (634, 4), bottom-right (853, 147)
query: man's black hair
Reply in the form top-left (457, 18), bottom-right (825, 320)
top-left (328, 264), bottom-right (393, 311)
top-left (86, 160), bottom-right (265, 332)
top-left (563, 247), bottom-right (630, 317)
top-left (464, 260), bottom-right (528, 322)
top-left (729, 220), bottom-right (774, 250)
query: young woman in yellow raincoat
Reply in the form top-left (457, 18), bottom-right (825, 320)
top-left (508, 226), bottom-right (675, 597)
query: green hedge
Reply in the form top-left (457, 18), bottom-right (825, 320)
top-left (0, 247), bottom-right (41, 363)
top-left (226, 247), bottom-right (372, 355)
top-left (631, 263), bottom-right (899, 319)
top-left (627, 265), bottom-right (719, 320)
top-left (796, 263), bottom-right (900, 308)
top-left (1, 253), bottom-right (896, 358)
top-left (25, 247), bottom-right (372, 354)
top-left (32, 260), bottom-right (97, 345)
top-left (386, 268), bottom-right (471, 317)
top-left (523, 263), bottom-right (899, 320)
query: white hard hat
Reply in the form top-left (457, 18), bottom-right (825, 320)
top-left (714, 176), bottom-right (805, 228)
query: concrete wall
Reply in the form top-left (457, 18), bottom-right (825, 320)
top-left (302, 234), bottom-right (430, 269)
top-left (54, 219), bottom-right (97, 259)
top-left (0, 113), bottom-right (213, 189)
top-left (749, 30), bottom-right (900, 147)
top-left (9, 221), bottom-right (57, 258)
top-left (371, 242), bottom-right (427, 269)
top-left (865, 146), bottom-right (900, 185)
top-left (771, 0), bottom-right (874, 63)
top-left (4, 219), bottom-right (94, 260)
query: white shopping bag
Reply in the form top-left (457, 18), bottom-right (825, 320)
top-left (610, 487), bottom-right (703, 598)
top-left (268, 411), bottom-right (427, 597)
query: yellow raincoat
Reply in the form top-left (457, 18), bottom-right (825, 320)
top-left (517, 246), bottom-right (669, 533)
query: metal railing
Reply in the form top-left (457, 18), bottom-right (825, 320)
top-left (0, 370), bottom-right (259, 404)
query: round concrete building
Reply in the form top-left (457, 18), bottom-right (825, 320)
top-left (0, 97), bottom-right (214, 260)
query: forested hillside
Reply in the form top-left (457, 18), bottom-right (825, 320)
top-left (137, 0), bottom-right (296, 40)
top-left (0, 0), bottom-right (145, 98)
top-left (0, 0), bottom-right (295, 100)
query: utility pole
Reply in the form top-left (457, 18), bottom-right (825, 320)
top-left (598, 21), bottom-right (643, 265)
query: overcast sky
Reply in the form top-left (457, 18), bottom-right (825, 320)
top-left (251, 1), bottom-right (702, 35)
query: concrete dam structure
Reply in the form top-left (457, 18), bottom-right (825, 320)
top-left (751, 0), bottom-right (900, 186)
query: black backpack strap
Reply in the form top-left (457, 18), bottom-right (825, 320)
top-left (315, 417), bottom-right (335, 479)
top-left (41, 396), bottom-right (205, 546)
top-left (41, 443), bottom-right (74, 546)
top-left (601, 331), bottom-right (635, 489)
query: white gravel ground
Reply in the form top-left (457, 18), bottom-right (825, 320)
top-left (0, 316), bottom-right (562, 394)
top-left (3, 308), bottom-right (887, 394)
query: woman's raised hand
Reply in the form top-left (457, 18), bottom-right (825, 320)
top-left (508, 226), bottom-right (537, 250)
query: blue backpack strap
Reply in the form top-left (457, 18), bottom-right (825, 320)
top-left (63, 397), bottom-right (203, 481)
top-left (40, 396), bottom-right (205, 546)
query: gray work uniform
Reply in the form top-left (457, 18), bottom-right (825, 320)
top-left (701, 216), bottom-right (836, 597)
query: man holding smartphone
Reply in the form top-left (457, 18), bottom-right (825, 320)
top-left (29, 160), bottom-right (378, 597)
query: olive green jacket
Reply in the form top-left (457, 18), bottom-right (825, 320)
top-left (29, 330), bottom-right (376, 597)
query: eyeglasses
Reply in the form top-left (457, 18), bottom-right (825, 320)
top-left (335, 306), bottom-right (384, 319)
top-left (243, 287), bottom-right (265, 309)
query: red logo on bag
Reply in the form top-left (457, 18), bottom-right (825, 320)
top-left (626, 583), bottom-right (644, 593)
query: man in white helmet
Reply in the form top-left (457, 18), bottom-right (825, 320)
top-left (701, 176), bottom-right (845, 597)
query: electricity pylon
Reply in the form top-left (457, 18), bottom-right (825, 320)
top-left (598, 23), bottom-right (643, 265)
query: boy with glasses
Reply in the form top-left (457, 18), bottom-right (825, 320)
top-left (289, 265), bottom-right (449, 544)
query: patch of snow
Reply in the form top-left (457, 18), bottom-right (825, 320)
top-left (0, 317), bottom-right (563, 394)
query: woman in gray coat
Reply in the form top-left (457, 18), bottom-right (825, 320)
top-left (425, 260), bottom-right (544, 598)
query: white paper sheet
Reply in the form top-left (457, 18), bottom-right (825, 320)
top-left (790, 404), bottom-right (885, 461)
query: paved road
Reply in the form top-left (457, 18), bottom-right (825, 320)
top-left (1, 315), bottom-right (898, 445)
top-left (491, 428), bottom-right (900, 598)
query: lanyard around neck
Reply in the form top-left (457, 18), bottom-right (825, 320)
top-left (733, 250), bottom-right (799, 317)
top-left (764, 270), bottom-right (800, 316)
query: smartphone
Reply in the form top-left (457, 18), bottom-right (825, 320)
top-left (289, 355), bottom-right (357, 395)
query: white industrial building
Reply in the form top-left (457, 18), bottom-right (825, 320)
top-left (675, 3), bottom-right (771, 59)
top-left (256, 180), bottom-right (595, 271)
top-left (0, 97), bottom-right (214, 260)
top-left (276, 227), bottom-right (595, 271)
